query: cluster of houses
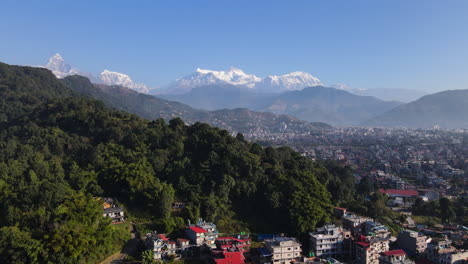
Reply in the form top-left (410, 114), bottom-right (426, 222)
top-left (141, 210), bottom-right (467, 264)
top-left (256, 208), bottom-right (466, 264)
top-left (304, 209), bottom-right (467, 264)
top-left (145, 218), bottom-right (251, 264)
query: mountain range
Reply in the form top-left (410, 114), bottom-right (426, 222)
top-left (37, 54), bottom-right (468, 129)
top-left (364, 89), bottom-right (468, 129)
top-left (162, 84), bottom-right (402, 126)
top-left (43, 53), bottom-right (149, 93)
top-left (61, 75), bottom-right (330, 136)
top-left (159, 67), bottom-right (323, 94)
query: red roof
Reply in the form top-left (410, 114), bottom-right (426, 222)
top-left (177, 238), bottom-right (189, 242)
top-left (356, 242), bottom-right (370, 247)
top-left (379, 189), bottom-right (418, 197)
top-left (189, 226), bottom-right (207, 233)
top-left (158, 234), bottom-right (169, 241)
top-left (217, 236), bottom-right (245, 243)
top-left (381, 249), bottom-right (406, 256)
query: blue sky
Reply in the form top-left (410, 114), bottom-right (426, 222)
top-left (1, 0), bottom-right (468, 92)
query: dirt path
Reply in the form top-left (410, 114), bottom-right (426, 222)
top-left (99, 223), bottom-right (140, 264)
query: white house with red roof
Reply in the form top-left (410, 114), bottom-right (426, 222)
top-left (379, 249), bottom-right (414, 264)
top-left (185, 218), bottom-right (219, 247)
top-left (186, 226), bottom-right (207, 245)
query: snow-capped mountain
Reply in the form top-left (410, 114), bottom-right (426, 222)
top-left (42, 53), bottom-right (149, 93)
top-left (160, 67), bottom-right (323, 94)
top-left (44, 53), bottom-right (87, 79)
top-left (256, 71), bottom-right (322, 93)
top-left (99, 70), bottom-right (149, 93)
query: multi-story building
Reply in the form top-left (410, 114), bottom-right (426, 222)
top-left (309, 225), bottom-right (351, 259)
top-left (185, 218), bottom-right (219, 247)
top-left (186, 226), bottom-right (207, 246)
top-left (265, 237), bottom-right (302, 264)
top-left (355, 236), bottom-right (390, 264)
top-left (342, 214), bottom-right (372, 235)
top-left (196, 218), bottom-right (219, 247)
top-left (426, 239), bottom-right (467, 264)
top-left (427, 239), bottom-right (457, 264)
top-left (397, 230), bottom-right (428, 254)
top-left (363, 221), bottom-right (390, 237)
top-left (379, 249), bottom-right (414, 264)
top-left (145, 233), bottom-right (177, 260)
top-left (439, 251), bottom-right (468, 264)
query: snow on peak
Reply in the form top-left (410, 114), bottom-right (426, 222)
top-left (166, 67), bottom-right (261, 94)
top-left (41, 53), bottom-right (150, 93)
top-left (99, 69), bottom-right (149, 93)
top-left (163, 67), bottom-right (322, 94)
top-left (44, 53), bottom-right (82, 78)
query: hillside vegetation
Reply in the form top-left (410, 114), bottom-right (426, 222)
top-left (0, 63), bottom-right (353, 263)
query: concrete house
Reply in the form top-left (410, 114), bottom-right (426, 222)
top-left (265, 237), bottom-right (302, 264)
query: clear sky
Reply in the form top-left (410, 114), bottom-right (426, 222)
top-left (1, 0), bottom-right (468, 92)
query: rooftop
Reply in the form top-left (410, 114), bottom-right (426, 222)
top-left (189, 226), bottom-right (207, 233)
top-left (381, 249), bottom-right (406, 257)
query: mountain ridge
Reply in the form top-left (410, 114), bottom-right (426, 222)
top-left (364, 89), bottom-right (468, 128)
top-left (61, 75), bottom-right (331, 136)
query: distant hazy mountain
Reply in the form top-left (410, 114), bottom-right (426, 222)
top-left (42, 53), bottom-right (149, 93)
top-left (364, 89), bottom-right (468, 129)
top-left (159, 67), bottom-right (322, 94)
top-left (164, 84), bottom-right (402, 126)
top-left (260, 86), bottom-right (402, 126)
top-left (62, 75), bottom-right (330, 135)
top-left (351, 88), bottom-right (428, 103)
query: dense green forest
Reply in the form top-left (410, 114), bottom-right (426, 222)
top-left (0, 63), bottom-right (354, 263)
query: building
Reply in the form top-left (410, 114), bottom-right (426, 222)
top-left (342, 214), bottom-right (372, 235)
top-left (293, 257), bottom-right (344, 264)
top-left (426, 239), bottom-right (467, 264)
top-left (145, 233), bottom-right (177, 260)
top-left (216, 237), bottom-right (251, 252)
top-left (363, 221), bottom-right (390, 237)
top-left (379, 189), bottom-right (418, 198)
top-left (211, 237), bottom-right (250, 264)
top-left (397, 230), bottom-right (428, 254)
top-left (309, 225), bottom-right (351, 259)
top-left (264, 237), bottom-right (302, 264)
top-left (355, 236), bottom-right (390, 264)
top-left (379, 250), bottom-right (414, 264)
top-left (186, 226), bottom-right (207, 246)
top-left (102, 207), bottom-right (125, 223)
top-left (195, 219), bottom-right (218, 246)
top-left (185, 218), bottom-right (219, 246)
top-left (439, 251), bottom-right (468, 264)
top-left (426, 239), bottom-right (456, 264)
top-left (177, 238), bottom-right (190, 248)
top-left (100, 197), bottom-right (125, 223)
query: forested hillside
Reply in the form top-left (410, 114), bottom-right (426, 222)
top-left (0, 63), bottom-right (353, 263)
top-left (62, 75), bottom-right (329, 136)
